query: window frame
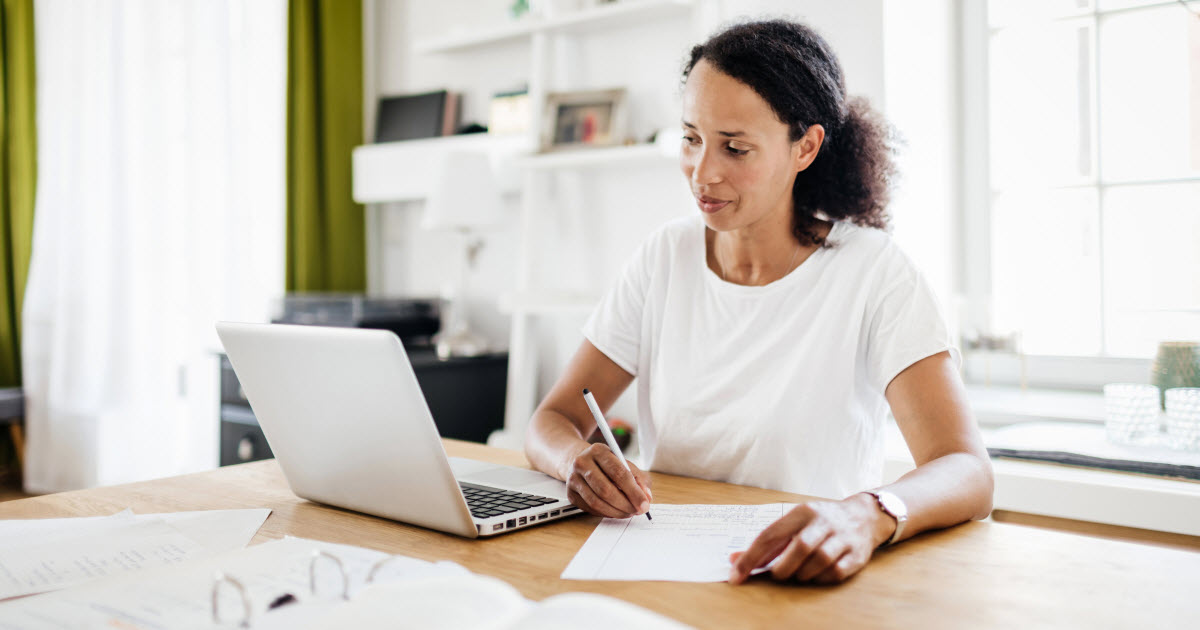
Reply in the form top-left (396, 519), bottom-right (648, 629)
top-left (959, 0), bottom-right (1199, 390)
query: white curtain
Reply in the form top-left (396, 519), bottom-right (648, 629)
top-left (23, 0), bottom-right (287, 492)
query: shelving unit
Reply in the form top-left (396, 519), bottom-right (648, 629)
top-left (355, 0), bottom-right (719, 449)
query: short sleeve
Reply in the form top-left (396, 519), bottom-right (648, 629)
top-left (864, 258), bottom-right (959, 394)
top-left (581, 239), bottom-right (654, 377)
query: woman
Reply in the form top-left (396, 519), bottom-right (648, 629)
top-left (524, 20), bottom-right (993, 585)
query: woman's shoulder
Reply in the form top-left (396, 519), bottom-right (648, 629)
top-left (825, 222), bottom-right (922, 285)
top-left (826, 220), bottom-right (892, 254)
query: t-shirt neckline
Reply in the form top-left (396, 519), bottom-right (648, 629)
top-left (699, 219), bottom-right (843, 295)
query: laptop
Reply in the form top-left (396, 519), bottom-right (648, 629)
top-left (215, 321), bottom-right (580, 538)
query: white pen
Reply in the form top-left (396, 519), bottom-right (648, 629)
top-left (582, 388), bottom-right (652, 521)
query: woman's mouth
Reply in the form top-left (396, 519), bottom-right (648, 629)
top-left (696, 194), bottom-right (731, 214)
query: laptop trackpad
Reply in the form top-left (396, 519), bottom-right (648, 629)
top-left (449, 458), bottom-right (568, 501)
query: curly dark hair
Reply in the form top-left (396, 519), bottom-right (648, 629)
top-left (683, 19), bottom-right (896, 247)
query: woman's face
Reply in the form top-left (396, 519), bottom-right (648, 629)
top-left (680, 59), bottom-right (818, 235)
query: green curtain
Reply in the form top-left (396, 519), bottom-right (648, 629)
top-left (286, 0), bottom-right (365, 292)
top-left (0, 0), bottom-right (36, 388)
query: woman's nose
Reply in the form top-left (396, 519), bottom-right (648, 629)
top-left (689, 149), bottom-right (722, 186)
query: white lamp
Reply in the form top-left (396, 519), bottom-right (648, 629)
top-left (422, 151), bottom-right (505, 359)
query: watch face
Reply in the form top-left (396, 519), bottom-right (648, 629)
top-left (877, 492), bottom-right (907, 519)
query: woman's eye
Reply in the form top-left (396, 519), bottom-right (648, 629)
top-left (726, 145), bottom-right (749, 156)
top-left (682, 135), bottom-right (700, 145)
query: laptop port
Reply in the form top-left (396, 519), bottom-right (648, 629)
top-left (537, 513), bottom-right (547, 520)
top-left (518, 516), bottom-right (528, 525)
top-left (506, 519), bottom-right (516, 528)
top-left (549, 510), bottom-right (560, 517)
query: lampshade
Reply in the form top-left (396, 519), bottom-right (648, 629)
top-left (421, 151), bottom-right (505, 231)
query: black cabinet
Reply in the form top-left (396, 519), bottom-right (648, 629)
top-left (218, 350), bottom-right (508, 466)
top-left (219, 404), bottom-right (270, 467)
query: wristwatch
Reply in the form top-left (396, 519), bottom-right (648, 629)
top-left (864, 490), bottom-right (908, 546)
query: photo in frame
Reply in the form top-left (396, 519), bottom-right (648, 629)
top-left (540, 88), bottom-right (628, 152)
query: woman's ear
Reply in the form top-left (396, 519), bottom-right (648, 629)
top-left (793, 124), bottom-right (825, 173)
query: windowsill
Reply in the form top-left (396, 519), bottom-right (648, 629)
top-left (965, 384), bottom-right (1104, 426)
top-left (885, 385), bottom-right (1200, 537)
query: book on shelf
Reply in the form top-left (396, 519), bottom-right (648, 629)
top-left (375, 90), bottom-right (461, 143)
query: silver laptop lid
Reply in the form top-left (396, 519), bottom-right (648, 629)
top-left (215, 322), bottom-right (477, 538)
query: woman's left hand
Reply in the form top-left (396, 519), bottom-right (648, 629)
top-left (728, 493), bottom-right (895, 585)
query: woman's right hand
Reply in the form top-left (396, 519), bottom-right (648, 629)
top-left (563, 442), bottom-right (653, 518)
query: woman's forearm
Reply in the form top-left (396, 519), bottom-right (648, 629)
top-left (730, 450), bottom-right (993, 585)
top-left (524, 407), bottom-right (592, 481)
top-left (524, 341), bottom-right (635, 482)
top-left (871, 451), bottom-right (994, 544)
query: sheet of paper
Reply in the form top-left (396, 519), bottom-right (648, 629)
top-left (0, 509), bottom-right (135, 545)
top-left (0, 508), bottom-right (270, 600)
top-left (0, 508), bottom-right (270, 554)
top-left (0, 517), bottom-right (208, 600)
top-left (561, 503), bottom-right (794, 582)
top-left (521, 592), bottom-right (695, 630)
top-left (154, 508), bottom-right (272, 553)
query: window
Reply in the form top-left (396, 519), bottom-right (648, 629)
top-left (966, 1), bottom-right (1199, 379)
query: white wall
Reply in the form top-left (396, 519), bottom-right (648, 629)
top-left (367, 0), bottom-right (927, 423)
top-left (721, 0), bottom-right (885, 105)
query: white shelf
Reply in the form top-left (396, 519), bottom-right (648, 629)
top-left (352, 138), bottom-right (676, 203)
top-left (415, 0), bottom-right (695, 54)
top-left (516, 143), bottom-right (677, 170)
top-left (414, 19), bottom-right (531, 54)
top-left (499, 292), bottom-right (598, 315)
top-left (352, 134), bottom-right (533, 203)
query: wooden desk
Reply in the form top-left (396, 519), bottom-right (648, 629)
top-left (2, 440), bottom-right (1197, 628)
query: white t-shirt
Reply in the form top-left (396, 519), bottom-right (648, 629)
top-left (582, 216), bottom-right (956, 499)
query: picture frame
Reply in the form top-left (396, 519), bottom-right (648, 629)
top-left (540, 88), bottom-right (628, 152)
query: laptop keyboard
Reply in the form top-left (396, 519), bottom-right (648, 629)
top-left (459, 482), bottom-right (559, 519)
